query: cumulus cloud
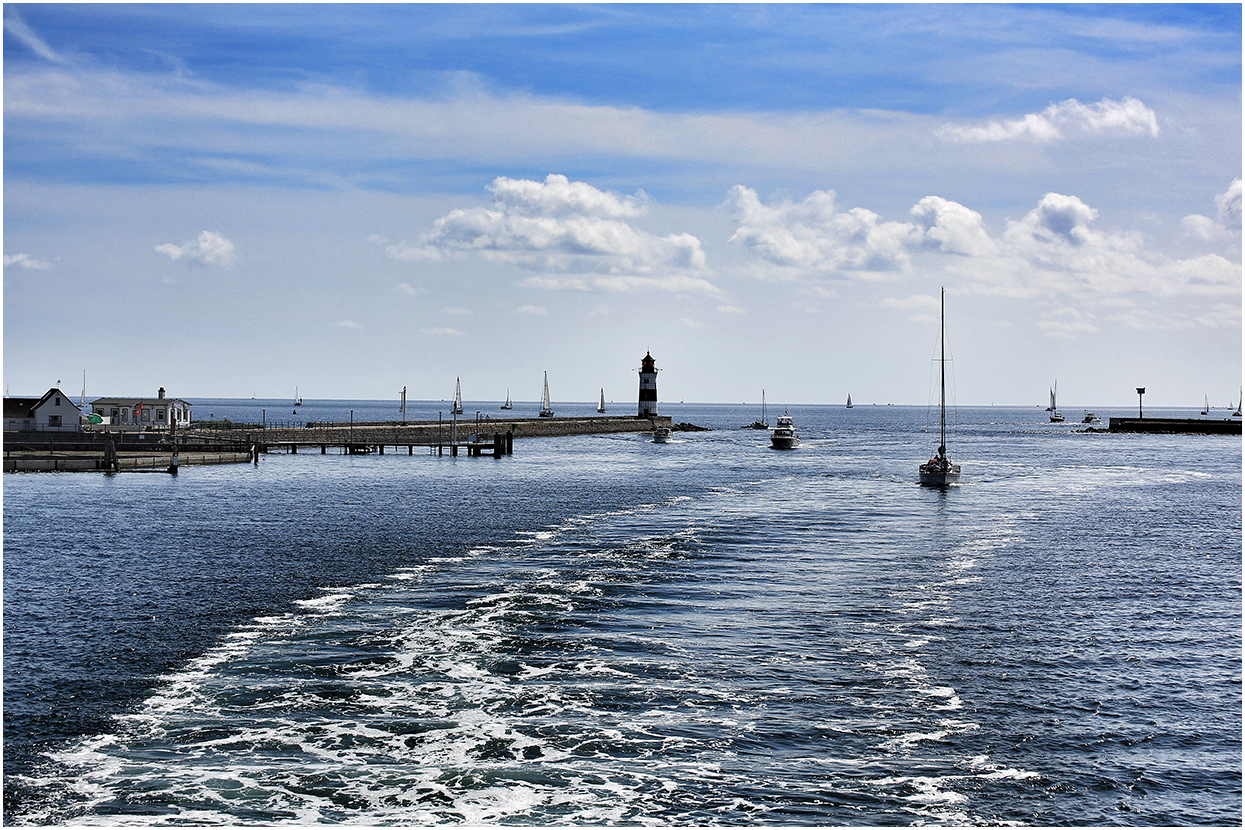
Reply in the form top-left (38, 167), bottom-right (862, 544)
top-left (333, 320), bottom-right (364, 329)
top-left (732, 183), bottom-right (1240, 335)
top-left (727, 185), bottom-right (920, 276)
top-left (388, 174), bottom-right (712, 292)
top-left (4, 253), bottom-right (52, 270)
top-left (937, 97), bottom-right (1159, 143)
top-left (396, 282), bottom-right (426, 295)
top-left (155, 230), bottom-right (236, 267)
top-left (1180, 179), bottom-right (1242, 249)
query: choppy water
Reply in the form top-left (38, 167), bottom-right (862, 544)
top-left (4, 403), bottom-right (1240, 825)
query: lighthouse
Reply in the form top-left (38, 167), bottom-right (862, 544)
top-left (638, 351), bottom-right (659, 416)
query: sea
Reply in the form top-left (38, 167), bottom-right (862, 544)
top-left (3, 399), bottom-right (1241, 826)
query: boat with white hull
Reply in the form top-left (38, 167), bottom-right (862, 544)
top-left (770, 412), bottom-right (799, 449)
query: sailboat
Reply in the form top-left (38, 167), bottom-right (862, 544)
top-left (293, 387), bottom-right (302, 407)
top-left (746, 390), bottom-right (769, 429)
top-left (1201, 395), bottom-right (1209, 416)
top-left (452, 377), bottom-right (464, 415)
top-left (846, 393), bottom-right (853, 409)
top-left (920, 287), bottom-right (961, 487)
top-left (1048, 381), bottom-right (1064, 422)
top-left (500, 389), bottom-right (512, 410)
top-left (1234, 388), bottom-right (1241, 418)
top-left (539, 372), bottom-right (554, 417)
top-left (598, 388), bottom-right (607, 413)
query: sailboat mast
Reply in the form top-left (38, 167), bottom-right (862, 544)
top-left (939, 287), bottom-right (947, 455)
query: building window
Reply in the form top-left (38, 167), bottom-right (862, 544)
top-left (157, 408), bottom-right (166, 422)
top-left (141, 409), bottom-right (150, 422)
top-left (48, 415), bottom-right (62, 427)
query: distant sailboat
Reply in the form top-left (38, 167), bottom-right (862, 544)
top-left (1201, 395), bottom-right (1209, 416)
top-left (1234, 388), bottom-right (1242, 418)
top-left (293, 387), bottom-right (302, 407)
top-left (920, 287), bottom-right (961, 486)
top-left (452, 377), bottom-right (464, 415)
top-left (846, 393), bottom-right (853, 409)
top-left (539, 372), bottom-right (554, 417)
top-left (598, 388), bottom-right (607, 413)
top-left (500, 389), bottom-right (512, 410)
top-left (1048, 381), bottom-right (1064, 422)
top-left (746, 390), bottom-right (769, 429)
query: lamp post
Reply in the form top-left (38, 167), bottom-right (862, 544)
top-left (1136, 387), bottom-right (1145, 418)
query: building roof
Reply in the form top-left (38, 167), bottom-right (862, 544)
top-left (5, 388), bottom-right (81, 417)
top-left (90, 397), bottom-right (192, 407)
top-left (3, 397), bottom-right (39, 418)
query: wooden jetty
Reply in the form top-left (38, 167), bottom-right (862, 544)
top-left (255, 414), bottom-right (673, 456)
top-left (4, 415), bottom-right (676, 471)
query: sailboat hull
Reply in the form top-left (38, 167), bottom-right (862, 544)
top-left (919, 461), bottom-right (961, 486)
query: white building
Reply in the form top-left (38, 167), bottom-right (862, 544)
top-left (90, 387), bottom-right (192, 431)
top-left (3, 388), bottom-right (83, 432)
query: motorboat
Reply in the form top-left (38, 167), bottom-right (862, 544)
top-left (919, 287), bottom-right (961, 486)
top-left (770, 412), bottom-right (799, 449)
top-left (1082, 412), bottom-right (1101, 424)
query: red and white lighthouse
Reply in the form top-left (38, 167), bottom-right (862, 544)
top-left (638, 351), bottom-right (659, 416)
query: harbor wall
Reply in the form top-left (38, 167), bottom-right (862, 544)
top-left (1108, 417), bottom-right (1242, 435)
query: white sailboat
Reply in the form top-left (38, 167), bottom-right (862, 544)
top-left (920, 287), bottom-right (961, 487)
top-left (846, 393), bottom-right (853, 409)
top-left (452, 377), bottom-right (464, 415)
top-left (1048, 381), bottom-right (1064, 422)
top-left (598, 388), bottom-right (607, 413)
top-left (294, 386), bottom-right (302, 407)
top-left (746, 390), bottom-right (768, 429)
top-left (539, 372), bottom-right (554, 417)
top-left (1201, 395), bottom-right (1209, 416)
top-left (500, 389), bottom-right (512, 410)
top-left (1234, 388), bottom-right (1241, 418)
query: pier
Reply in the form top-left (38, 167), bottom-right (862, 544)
top-left (257, 414), bottom-right (672, 455)
top-left (1108, 417), bottom-right (1242, 435)
top-left (4, 415), bottom-right (675, 472)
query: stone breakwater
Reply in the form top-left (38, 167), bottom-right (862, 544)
top-left (256, 414), bottom-right (676, 448)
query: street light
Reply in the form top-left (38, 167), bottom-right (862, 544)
top-left (1136, 387), bottom-right (1145, 418)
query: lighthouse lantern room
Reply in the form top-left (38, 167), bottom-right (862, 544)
top-left (638, 351), bottom-right (659, 416)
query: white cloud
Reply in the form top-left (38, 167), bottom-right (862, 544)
top-left (155, 230), bottom-right (236, 267)
top-left (717, 305), bottom-right (746, 314)
top-left (388, 175), bottom-right (712, 289)
top-left (3, 10), bottom-right (65, 64)
top-left (3, 253), bottom-right (52, 270)
top-left (726, 185), bottom-right (920, 276)
top-left (440, 307), bottom-right (472, 315)
top-left (1216, 178), bottom-right (1242, 227)
top-left (419, 327), bottom-right (462, 336)
top-left (910, 196), bottom-right (998, 257)
top-left (396, 282), bottom-right (426, 295)
top-left (334, 320), bottom-right (364, 329)
top-left (515, 304), bottom-right (547, 316)
top-left (732, 185), bottom-right (1241, 334)
top-left (937, 97), bottom-right (1159, 143)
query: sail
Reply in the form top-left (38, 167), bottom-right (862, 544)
top-left (540, 372), bottom-right (553, 417)
top-left (846, 394), bottom-right (852, 408)
top-left (453, 378), bottom-right (463, 414)
top-left (598, 388), bottom-right (606, 413)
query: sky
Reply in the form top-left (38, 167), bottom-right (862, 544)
top-left (3, 3), bottom-right (1241, 408)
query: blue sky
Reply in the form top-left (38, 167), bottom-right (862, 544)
top-left (4, 4), bottom-right (1240, 407)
